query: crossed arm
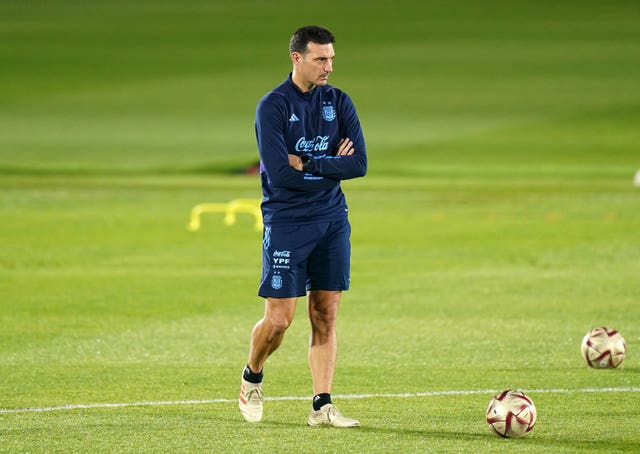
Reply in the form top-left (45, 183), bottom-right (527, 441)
top-left (288, 138), bottom-right (355, 170)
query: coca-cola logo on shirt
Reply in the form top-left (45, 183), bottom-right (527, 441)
top-left (295, 136), bottom-right (330, 153)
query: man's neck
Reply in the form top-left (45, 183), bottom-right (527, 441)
top-left (291, 72), bottom-right (315, 93)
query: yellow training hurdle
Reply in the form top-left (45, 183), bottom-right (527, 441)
top-left (187, 198), bottom-right (262, 232)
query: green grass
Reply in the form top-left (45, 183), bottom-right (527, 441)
top-left (1, 0), bottom-right (640, 452)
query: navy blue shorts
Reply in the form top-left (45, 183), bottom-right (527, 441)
top-left (258, 219), bottom-right (351, 298)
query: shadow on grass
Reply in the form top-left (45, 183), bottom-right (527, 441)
top-left (249, 419), bottom-right (638, 451)
top-left (252, 419), bottom-right (487, 441)
top-left (4, 410), bottom-right (638, 452)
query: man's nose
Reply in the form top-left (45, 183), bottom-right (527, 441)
top-left (324, 61), bottom-right (333, 73)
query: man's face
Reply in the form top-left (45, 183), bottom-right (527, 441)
top-left (292, 42), bottom-right (335, 90)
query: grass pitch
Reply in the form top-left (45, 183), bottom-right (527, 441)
top-left (1, 0), bottom-right (640, 452)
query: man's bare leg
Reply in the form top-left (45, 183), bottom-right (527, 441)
top-left (306, 290), bottom-right (359, 427)
top-left (307, 290), bottom-right (341, 395)
top-left (248, 297), bottom-right (297, 373)
top-left (240, 297), bottom-right (296, 423)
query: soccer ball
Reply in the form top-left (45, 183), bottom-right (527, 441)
top-left (486, 390), bottom-right (537, 438)
top-left (581, 327), bottom-right (626, 368)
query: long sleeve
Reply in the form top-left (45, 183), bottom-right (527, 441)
top-left (256, 77), bottom-right (364, 225)
top-left (256, 96), bottom-right (339, 191)
top-left (303, 93), bottom-right (367, 180)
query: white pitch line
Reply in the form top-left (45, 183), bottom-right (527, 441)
top-left (1, 387), bottom-right (639, 415)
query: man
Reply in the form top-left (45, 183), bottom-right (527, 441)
top-left (239, 25), bottom-right (367, 427)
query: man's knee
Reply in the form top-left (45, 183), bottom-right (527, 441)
top-left (264, 298), bottom-right (296, 335)
top-left (308, 291), bottom-right (341, 330)
top-left (266, 313), bottom-right (293, 335)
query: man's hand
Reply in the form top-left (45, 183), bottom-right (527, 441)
top-left (288, 154), bottom-right (303, 171)
top-left (335, 138), bottom-right (355, 156)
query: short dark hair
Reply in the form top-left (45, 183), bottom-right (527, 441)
top-left (289, 25), bottom-right (335, 54)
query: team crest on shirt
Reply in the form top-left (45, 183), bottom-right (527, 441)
top-left (321, 104), bottom-right (336, 122)
top-left (271, 274), bottom-right (283, 290)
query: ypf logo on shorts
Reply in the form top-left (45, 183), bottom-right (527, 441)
top-left (271, 275), bottom-right (283, 290)
top-left (273, 250), bottom-right (291, 270)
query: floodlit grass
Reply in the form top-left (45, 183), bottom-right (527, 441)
top-left (1, 171), bottom-right (638, 452)
top-left (1, 0), bottom-right (640, 452)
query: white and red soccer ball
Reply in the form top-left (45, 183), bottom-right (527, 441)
top-left (486, 390), bottom-right (537, 438)
top-left (581, 327), bottom-right (626, 368)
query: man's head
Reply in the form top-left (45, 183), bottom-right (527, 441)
top-left (289, 25), bottom-right (336, 92)
top-left (289, 25), bottom-right (335, 54)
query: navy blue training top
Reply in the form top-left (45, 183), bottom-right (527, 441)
top-left (255, 74), bottom-right (367, 225)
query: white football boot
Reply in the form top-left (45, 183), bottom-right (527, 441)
top-left (239, 378), bottom-right (263, 423)
top-left (307, 403), bottom-right (360, 428)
